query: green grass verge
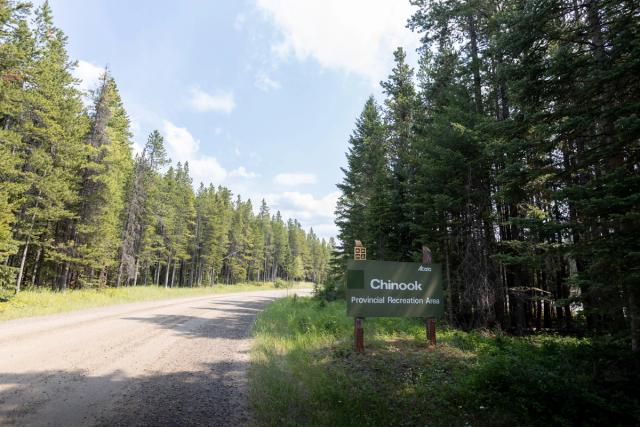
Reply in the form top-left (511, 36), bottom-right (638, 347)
top-left (0, 282), bottom-right (309, 322)
top-left (250, 297), bottom-right (640, 426)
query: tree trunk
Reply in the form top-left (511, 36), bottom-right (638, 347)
top-left (468, 13), bottom-right (483, 115)
top-left (59, 262), bottom-right (70, 291)
top-left (543, 300), bottom-right (552, 329)
top-left (170, 259), bottom-right (177, 288)
top-left (445, 241), bottom-right (454, 324)
top-left (15, 209), bottom-right (38, 293)
top-left (515, 297), bottom-right (526, 336)
top-left (16, 240), bottom-right (30, 293)
top-left (116, 259), bottom-right (124, 288)
top-left (30, 245), bottom-right (42, 288)
top-left (164, 255), bottom-right (171, 288)
top-left (155, 260), bottom-right (160, 286)
top-left (133, 258), bottom-right (139, 286)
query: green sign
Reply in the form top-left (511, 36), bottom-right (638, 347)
top-left (346, 259), bottom-right (444, 318)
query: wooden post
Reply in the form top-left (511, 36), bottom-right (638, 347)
top-left (423, 246), bottom-right (436, 347)
top-left (427, 318), bottom-right (436, 346)
top-left (354, 240), bottom-right (366, 353)
top-left (355, 317), bottom-right (364, 352)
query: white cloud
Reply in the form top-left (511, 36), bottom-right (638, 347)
top-left (255, 0), bottom-right (419, 85)
top-left (162, 120), bottom-right (227, 185)
top-left (234, 13), bottom-right (246, 31)
top-left (255, 71), bottom-right (281, 91)
top-left (229, 166), bottom-right (259, 179)
top-left (310, 223), bottom-right (338, 240)
top-left (189, 87), bottom-right (236, 113)
top-left (280, 191), bottom-right (338, 218)
top-left (265, 190), bottom-right (339, 239)
top-left (274, 172), bottom-right (317, 187)
top-left (73, 60), bottom-right (104, 98)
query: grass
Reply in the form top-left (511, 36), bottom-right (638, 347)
top-left (0, 281), bottom-right (311, 322)
top-left (250, 297), bottom-right (640, 426)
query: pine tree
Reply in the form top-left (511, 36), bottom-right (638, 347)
top-left (336, 96), bottom-right (390, 262)
top-left (258, 199), bottom-right (274, 282)
top-left (11, 1), bottom-right (87, 292)
top-left (71, 71), bottom-right (132, 288)
top-left (0, 1), bottom-right (31, 267)
top-left (116, 130), bottom-right (169, 287)
top-left (380, 47), bottom-right (419, 261)
top-left (0, 1), bottom-right (333, 296)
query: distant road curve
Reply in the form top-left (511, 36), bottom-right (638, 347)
top-left (0, 288), bottom-right (309, 426)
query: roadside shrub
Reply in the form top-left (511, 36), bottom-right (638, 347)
top-left (314, 277), bottom-right (344, 301)
top-left (0, 265), bottom-right (17, 300)
top-left (251, 298), bottom-right (640, 427)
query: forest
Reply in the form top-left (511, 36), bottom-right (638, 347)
top-left (0, 1), bottom-right (333, 294)
top-left (335, 0), bottom-right (639, 351)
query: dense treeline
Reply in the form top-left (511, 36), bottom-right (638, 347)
top-left (336, 0), bottom-right (639, 350)
top-left (0, 1), bottom-right (332, 292)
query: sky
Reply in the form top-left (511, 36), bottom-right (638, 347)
top-left (43, 0), bottom-right (420, 240)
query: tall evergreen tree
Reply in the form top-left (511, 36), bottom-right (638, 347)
top-left (11, 1), bottom-right (87, 292)
top-left (381, 47), bottom-right (419, 261)
top-left (71, 71), bottom-right (132, 288)
top-left (336, 96), bottom-right (391, 261)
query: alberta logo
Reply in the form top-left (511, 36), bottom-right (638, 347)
top-left (418, 265), bottom-right (432, 272)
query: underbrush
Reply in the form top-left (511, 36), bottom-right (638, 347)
top-left (0, 281), bottom-right (294, 321)
top-left (250, 297), bottom-right (640, 426)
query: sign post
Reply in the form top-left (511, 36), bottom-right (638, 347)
top-left (353, 241), bottom-right (366, 353)
top-left (423, 246), bottom-right (436, 346)
top-left (346, 244), bottom-right (444, 349)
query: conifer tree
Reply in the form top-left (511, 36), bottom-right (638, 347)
top-left (335, 96), bottom-right (390, 262)
top-left (70, 71), bottom-right (132, 288)
top-left (0, 1), bottom-right (31, 267)
top-left (380, 47), bottom-right (419, 261)
top-left (11, 1), bottom-right (87, 292)
top-left (0, 1), bottom-right (332, 295)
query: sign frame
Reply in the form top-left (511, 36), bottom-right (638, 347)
top-left (346, 259), bottom-right (444, 318)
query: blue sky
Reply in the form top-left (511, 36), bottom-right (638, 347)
top-left (44, 0), bottom-right (420, 240)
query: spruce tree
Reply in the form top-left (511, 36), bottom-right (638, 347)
top-left (11, 1), bottom-right (87, 291)
top-left (72, 71), bottom-right (132, 288)
top-left (336, 96), bottom-right (390, 262)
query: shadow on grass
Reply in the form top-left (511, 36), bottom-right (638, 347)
top-left (251, 299), bottom-right (640, 427)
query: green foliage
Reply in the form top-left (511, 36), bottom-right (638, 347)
top-left (337, 0), bottom-right (640, 346)
top-left (0, 3), bottom-right (333, 293)
top-left (250, 298), bottom-right (640, 426)
top-left (0, 265), bottom-right (17, 296)
top-left (313, 276), bottom-right (344, 302)
top-left (74, 72), bottom-right (133, 284)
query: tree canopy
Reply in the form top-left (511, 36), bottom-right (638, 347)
top-left (0, 1), bottom-right (333, 294)
top-left (336, 0), bottom-right (639, 351)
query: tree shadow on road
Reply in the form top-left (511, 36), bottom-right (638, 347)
top-left (122, 296), bottom-right (276, 340)
top-left (0, 360), bottom-right (252, 426)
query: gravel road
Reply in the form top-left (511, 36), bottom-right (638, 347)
top-left (0, 289), bottom-right (306, 426)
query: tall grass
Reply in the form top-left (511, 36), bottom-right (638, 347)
top-left (250, 297), bottom-right (640, 426)
top-left (0, 282), bottom-right (295, 321)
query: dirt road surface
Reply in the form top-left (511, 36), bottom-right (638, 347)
top-left (0, 289), bottom-right (307, 426)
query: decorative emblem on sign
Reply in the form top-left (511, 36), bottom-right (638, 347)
top-left (354, 240), bottom-right (367, 260)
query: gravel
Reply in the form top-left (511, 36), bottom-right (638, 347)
top-left (0, 289), bottom-right (307, 426)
